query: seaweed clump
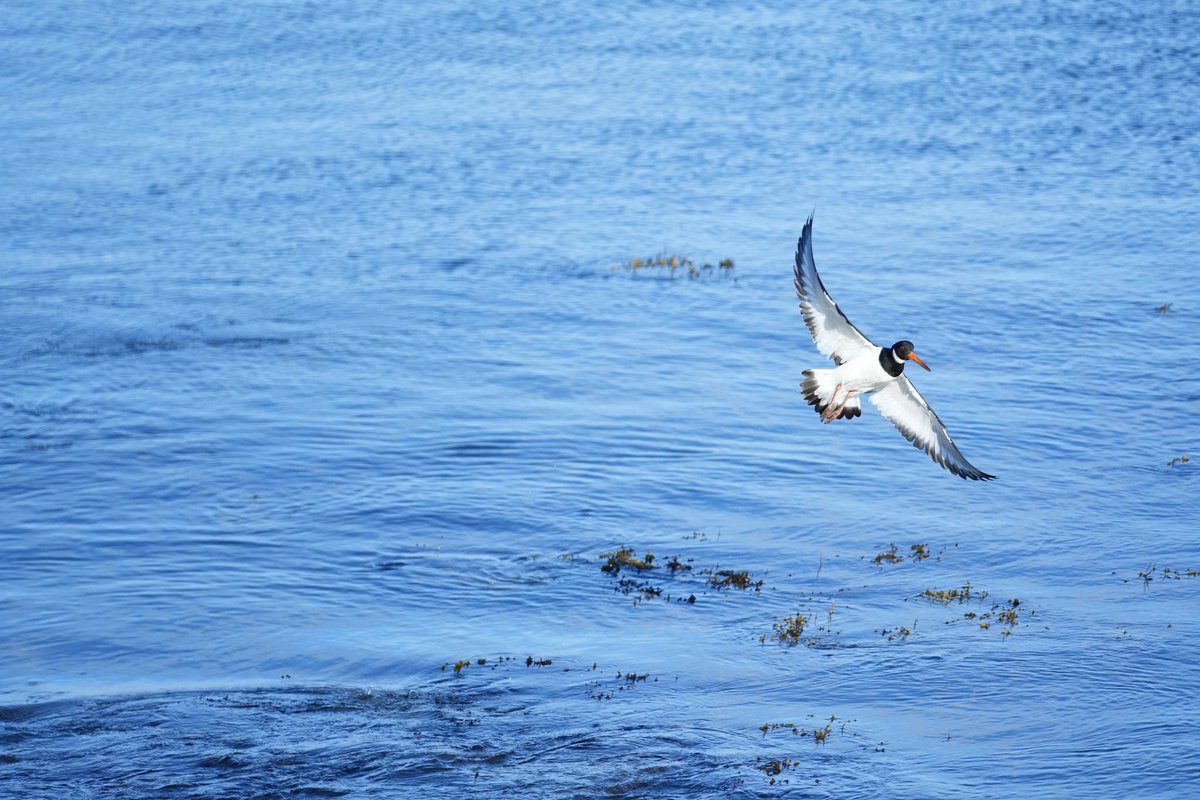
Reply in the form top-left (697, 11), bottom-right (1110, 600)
top-left (705, 569), bottom-right (764, 592)
top-left (758, 719), bottom-right (835, 743)
top-left (766, 612), bottom-right (809, 646)
top-left (873, 544), bottom-right (903, 564)
top-left (600, 548), bottom-right (655, 574)
top-left (920, 581), bottom-right (979, 605)
top-left (879, 625), bottom-right (912, 642)
top-left (584, 670), bottom-right (657, 701)
top-left (594, 546), bottom-right (766, 605)
top-left (612, 253), bottom-right (736, 280)
top-left (1134, 564), bottom-right (1200, 589)
top-left (871, 542), bottom-right (934, 564)
top-left (600, 548), bottom-right (665, 604)
top-left (755, 716), bottom-right (844, 785)
top-left (916, 583), bottom-right (1032, 637)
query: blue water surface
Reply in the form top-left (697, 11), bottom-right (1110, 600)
top-left (2, 1), bottom-right (1198, 797)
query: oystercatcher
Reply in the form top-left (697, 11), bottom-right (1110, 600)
top-left (793, 215), bottom-right (995, 481)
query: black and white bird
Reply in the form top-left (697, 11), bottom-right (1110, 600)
top-left (793, 215), bottom-right (995, 481)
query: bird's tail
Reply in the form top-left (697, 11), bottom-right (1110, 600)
top-left (800, 369), bottom-right (861, 420)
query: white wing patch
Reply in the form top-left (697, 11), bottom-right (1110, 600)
top-left (869, 378), bottom-right (995, 481)
top-left (794, 215), bottom-right (876, 365)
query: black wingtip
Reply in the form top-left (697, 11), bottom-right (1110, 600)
top-left (797, 213), bottom-right (815, 256)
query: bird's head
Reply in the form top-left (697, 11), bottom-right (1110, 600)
top-left (891, 340), bottom-right (931, 372)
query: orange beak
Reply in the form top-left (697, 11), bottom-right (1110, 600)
top-left (907, 352), bottom-right (931, 372)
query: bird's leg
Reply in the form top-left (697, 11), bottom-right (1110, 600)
top-left (821, 383), bottom-right (844, 423)
top-left (823, 388), bottom-right (857, 424)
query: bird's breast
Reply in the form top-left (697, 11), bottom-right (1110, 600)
top-left (836, 352), bottom-right (898, 392)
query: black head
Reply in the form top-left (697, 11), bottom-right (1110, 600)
top-left (890, 340), bottom-right (930, 372)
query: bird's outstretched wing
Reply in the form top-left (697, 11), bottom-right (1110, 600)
top-left (869, 377), bottom-right (996, 481)
top-left (794, 214), bottom-right (876, 365)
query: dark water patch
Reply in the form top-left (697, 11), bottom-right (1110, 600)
top-left (0, 700), bottom-right (77, 724)
top-left (437, 257), bottom-right (474, 273)
top-left (202, 335), bottom-right (292, 349)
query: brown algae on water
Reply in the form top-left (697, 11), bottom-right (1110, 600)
top-left (755, 715), bottom-right (847, 785)
top-left (599, 548), bottom-right (663, 604)
top-left (758, 719), bottom-right (835, 743)
top-left (594, 546), bottom-right (763, 605)
top-left (919, 581), bottom-right (979, 604)
top-left (766, 612), bottom-right (809, 646)
top-left (705, 569), bottom-right (764, 592)
top-left (450, 654), bottom-right (517, 673)
top-left (665, 554), bottom-right (693, 572)
top-left (870, 542), bottom-right (935, 564)
top-left (1133, 564), bottom-right (1200, 588)
top-left (879, 625), bottom-right (912, 642)
top-left (915, 583), bottom-right (1032, 637)
top-left (612, 253), bottom-right (736, 280)
top-left (600, 548), bottom-right (655, 574)
top-left (585, 670), bottom-right (658, 701)
top-left (872, 544), bottom-right (903, 564)
top-left (435, 654), bottom-right (664, 711)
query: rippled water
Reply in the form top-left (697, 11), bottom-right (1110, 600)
top-left (2, 1), bottom-right (1198, 797)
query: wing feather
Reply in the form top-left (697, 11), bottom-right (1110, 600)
top-left (869, 378), bottom-right (996, 481)
top-left (794, 215), bottom-right (876, 365)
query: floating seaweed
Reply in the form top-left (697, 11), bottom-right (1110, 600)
top-left (755, 715), bottom-right (846, 785)
top-left (758, 719), bottom-right (834, 742)
top-left (612, 253), bottom-right (736, 280)
top-left (704, 568), bottom-right (764, 592)
top-left (919, 581), bottom-right (980, 605)
top-left (1132, 564), bottom-right (1200, 589)
top-left (441, 655), bottom-right (519, 674)
top-left (869, 542), bottom-right (936, 564)
top-left (1167, 454), bottom-right (1189, 467)
top-left (872, 544), bottom-right (903, 565)
top-left (914, 583), bottom-right (1033, 637)
top-left (594, 546), bottom-right (765, 605)
top-left (584, 670), bottom-right (657, 701)
top-left (767, 612), bottom-right (809, 646)
top-left (879, 625), bottom-right (912, 642)
top-left (665, 555), bottom-right (693, 572)
top-left (600, 547), bottom-right (656, 574)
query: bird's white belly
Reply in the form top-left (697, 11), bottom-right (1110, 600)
top-left (833, 351), bottom-right (896, 393)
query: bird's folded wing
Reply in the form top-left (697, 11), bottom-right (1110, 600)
top-left (868, 378), bottom-right (996, 481)
top-left (794, 215), bottom-right (876, 365)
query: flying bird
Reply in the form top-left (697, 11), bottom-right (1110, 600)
top-left (793, 215), bottom-right (995, 480)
